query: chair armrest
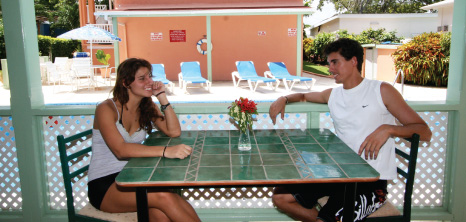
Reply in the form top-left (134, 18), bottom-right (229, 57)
top-left (232, 71), bottom-right (240, 79)
top-left (264, 71), bottom-right (273, 78)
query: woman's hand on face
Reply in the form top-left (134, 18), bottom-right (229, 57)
top-left (152, 81), bottom-right (166, 96)
top-left (164, 144), bottom-right (192, 159)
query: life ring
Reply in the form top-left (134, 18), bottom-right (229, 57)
top-left (197, 38), bottom-right (212, 55)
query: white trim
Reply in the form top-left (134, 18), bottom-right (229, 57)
top-left (311, 13), bottom-right (438, 28)
top-left (95, 7), bottom-right (314, 18)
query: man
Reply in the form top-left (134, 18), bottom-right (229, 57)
top-left (269, 38), bottom-right (431, 222)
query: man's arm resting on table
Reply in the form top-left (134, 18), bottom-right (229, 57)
top-left (269, 89), bottom-right (332, 124)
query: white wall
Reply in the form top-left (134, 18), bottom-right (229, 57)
top-left (339, 16), bottom-right (438, 38)
top-left (438, 7), bottom-right (454, 31)
top-left (310, 14), bottom-right (438, 39)
top-left (310, 19), bottom-right (339, 36)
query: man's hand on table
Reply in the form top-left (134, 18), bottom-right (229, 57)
top-left (269, 96), bottom-right (287, 125)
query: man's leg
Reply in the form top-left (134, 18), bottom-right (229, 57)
top-left (272, 186), bottom-right (319, 222)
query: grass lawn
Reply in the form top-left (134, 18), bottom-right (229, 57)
top-left (303, 61), bottom-right (331, 76)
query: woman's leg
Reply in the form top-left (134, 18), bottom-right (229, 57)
top-left (100, 183), bottom-right (200, 222)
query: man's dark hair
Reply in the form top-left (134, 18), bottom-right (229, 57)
top-left (324, 38), bottom-right (364, 72)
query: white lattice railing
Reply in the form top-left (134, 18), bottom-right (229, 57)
top-left (0, 111), bottom-right (448, 211)
top-left (95, 5), bottom-right (107, 11)
top-left (0, 116), bottom-right (21, 209)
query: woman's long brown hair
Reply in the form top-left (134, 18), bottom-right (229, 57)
top-left (112, 58), bottom-right (163, 134)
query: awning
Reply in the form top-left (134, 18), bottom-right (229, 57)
top-left (94, 7), bottom-right (314, 18)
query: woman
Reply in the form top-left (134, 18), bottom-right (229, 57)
top-left (88, 58), bottom-right (200, 221)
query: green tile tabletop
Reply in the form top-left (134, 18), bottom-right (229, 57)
top-left (116, 129), bottom-right (380, 187)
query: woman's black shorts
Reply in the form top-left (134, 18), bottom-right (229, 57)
top-left (88, 172), bottom-right (119, 210)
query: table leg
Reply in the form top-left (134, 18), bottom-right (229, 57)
top-left (343, 183), bottom-right (357, 221)
top-left (136, 187), bottom-right (149, 222)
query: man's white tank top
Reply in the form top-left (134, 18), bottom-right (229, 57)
top-left (328, 78), bottom-right (396, 180)
top-left (88, 100), bottom-right (147, 182)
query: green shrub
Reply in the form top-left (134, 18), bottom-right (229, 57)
top-left (335, 30), bottom-right (354, 39)
top-left (37, 35), bottom-right (81, 61)
top-left (38, 35), bottom-right (53, 57)
top-left (392, 32), bottom-right (450, 87)
top-left (354, 28), bottom-right (402, 44)
top-left (50, 38), bottom-right (81, 61)
top-left (304, 28), bottom-right (402, 64)
top-left (0, 18), bottom-right (5, 69)
top-left (303, 38), bottom-right (313, 61)
top-left (309, 32), bottom-right (336, 64)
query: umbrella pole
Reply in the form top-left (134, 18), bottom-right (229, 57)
top-left (90, 42), bottom-right (93, 66)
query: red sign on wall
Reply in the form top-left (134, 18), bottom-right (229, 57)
top-left (170, 30), bottom-right (186, 42)
top-left (258, 31), bottom-right (267, 36)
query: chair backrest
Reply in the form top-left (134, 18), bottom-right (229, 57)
top-left (71, 58), bottom-right (92, 77)
top-left (54, 57), bottom-right (69, 64)
top-left (367, 133), bottom-right (420, 222)
top-left (151, 64), bottom-right (166, 79)
top-left (395, 133), bottom-right (420, 222)
top-left (45, 62), bottom-right (61, 81)
top-left (236, 61), bottom-right (259, 78)
top-left (180, 61), bottom-right (202, 78)
top-left (268, 62), bottom-right (292, 77)
top-left (57, 129), bottom-right (93, 221)
top-left (54, 57), bottom-right (71, 72)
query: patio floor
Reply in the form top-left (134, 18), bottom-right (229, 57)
top-left (0, 73), bottom-right (446, 106)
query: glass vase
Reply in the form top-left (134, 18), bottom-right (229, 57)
top-left (238, 127), bottom-right (252, 151)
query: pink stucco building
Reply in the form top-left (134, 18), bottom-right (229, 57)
top-left (80, 0), bottom-right (312, 81)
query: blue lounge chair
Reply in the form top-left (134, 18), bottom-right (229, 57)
top-left (179, 61), bottom-right (211, 94)
top-left (265, 62), bottom-right (316, 91)
top-left (151, 64), bottom-right (175, 92)
top-left (232, 61), bottom-right (279, 92)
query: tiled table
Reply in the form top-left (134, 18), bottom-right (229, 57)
top-left (116, 129), bottom-right (380, 222)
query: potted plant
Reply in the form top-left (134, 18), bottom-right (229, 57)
top-left (95, 49), bottom-right (111, 78)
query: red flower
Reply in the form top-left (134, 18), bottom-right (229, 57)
top-left (234, 97), bottom-right (257, 114)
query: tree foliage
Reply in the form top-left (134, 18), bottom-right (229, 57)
top-left (315, 0), bottom-right (443, 14)
top-left (50, 0), bottom-right (80, 31)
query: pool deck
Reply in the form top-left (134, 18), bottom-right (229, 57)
top-left (0, 73), bottom-right (446, 106)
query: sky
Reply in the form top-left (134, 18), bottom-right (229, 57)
top-left (303, 1), bottom-right (338, 27)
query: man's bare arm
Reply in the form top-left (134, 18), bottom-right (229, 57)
top-left (269, 89), bottom-right (333, 124)
top-left (358, 83), bottom-right (432, 160)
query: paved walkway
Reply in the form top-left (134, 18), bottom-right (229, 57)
top-left (0, 73), bottom-right (446, 106)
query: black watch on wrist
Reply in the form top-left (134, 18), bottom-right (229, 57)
top-left (161, 103), bottom-right (171, 112)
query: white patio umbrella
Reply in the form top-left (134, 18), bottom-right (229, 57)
top-left (57, 25), bottom-right (121, 65)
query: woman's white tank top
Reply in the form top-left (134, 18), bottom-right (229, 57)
top-left (88, 100), bottom-right (147, 182)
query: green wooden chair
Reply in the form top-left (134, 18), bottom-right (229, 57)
top-left (317, 133), bottom-right (420, 222)
top-left (365, 133), bottom-right (420, 222)
top-left (58, 129), bottom-right (136, 222)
